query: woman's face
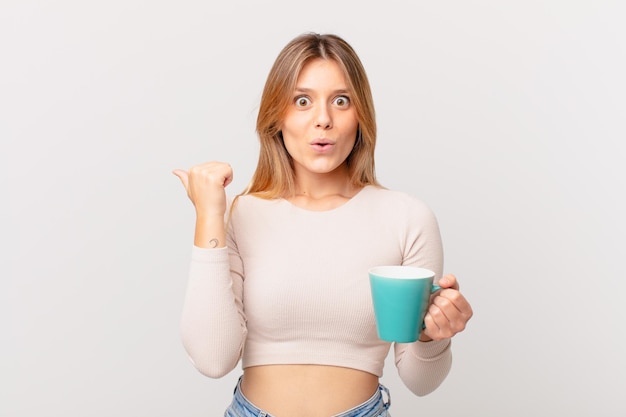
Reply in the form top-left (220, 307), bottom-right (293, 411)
top-left (280, 58), bottom-right (359, 180)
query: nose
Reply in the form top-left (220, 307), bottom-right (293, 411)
top-left (315, 104), bottom-right (332, 129)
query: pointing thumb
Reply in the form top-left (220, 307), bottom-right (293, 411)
top-left (172, 169), bottom-right (189, 191)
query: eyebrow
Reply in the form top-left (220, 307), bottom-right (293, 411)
top-left (294, 87), bottom-right (351, 95)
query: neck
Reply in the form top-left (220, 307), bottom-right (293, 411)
top-left (286, 165), bottom-right (363, 211)
top-left (292, 166), bottom-right (356, 200)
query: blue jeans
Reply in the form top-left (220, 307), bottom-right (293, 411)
top-left (224, 377), bottom-right (391, 417)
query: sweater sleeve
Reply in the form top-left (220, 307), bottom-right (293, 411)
top-left (393, 195), bottom-right (452, 396)
top-left (180, 238), bottom-right (247, 378)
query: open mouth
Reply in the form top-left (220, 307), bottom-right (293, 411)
top-left (312, 139), bottom-right (334, 147)
top-left (311, 141), bottom-right (334, 152)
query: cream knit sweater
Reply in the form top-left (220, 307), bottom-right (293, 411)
top-left (181, 185), bottom-right (452, 396)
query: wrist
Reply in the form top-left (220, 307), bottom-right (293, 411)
top-left (193, 215), bottom-right (226, 248)
top-left (419, 334), bottom-right (433, 342)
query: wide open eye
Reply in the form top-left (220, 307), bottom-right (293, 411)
top-left (333, 95), bottom-right (350, 108)
top-left (294, 96), bottom-right (312, 107)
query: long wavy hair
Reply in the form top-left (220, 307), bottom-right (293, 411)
top-left (242, 33), bottom-right (380, 199)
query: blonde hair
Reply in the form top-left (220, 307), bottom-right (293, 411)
top-left (243, 33), bottom-right (379, 199)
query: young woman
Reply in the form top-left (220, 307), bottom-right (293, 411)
top-left (174, 33), bottom-right (473, 417)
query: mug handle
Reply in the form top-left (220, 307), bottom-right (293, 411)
top-left (421, 283), bottom-right (443, 330)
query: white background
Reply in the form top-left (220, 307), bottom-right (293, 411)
top-left (2, 1), bottom-right (625, 416)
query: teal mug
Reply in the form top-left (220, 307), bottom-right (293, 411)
top-left (368, 266), bottom-right (441, 343)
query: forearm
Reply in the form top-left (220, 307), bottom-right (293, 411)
top-left (180, 246), bottom-right (246, 378)
top-left (395, 339), bottom-right (452, 396)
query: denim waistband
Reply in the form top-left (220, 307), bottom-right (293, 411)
top-left (225, 376), bottom-right (391, 417)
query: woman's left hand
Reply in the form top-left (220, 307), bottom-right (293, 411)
top-left (420, 274), bottom-right (473, 342)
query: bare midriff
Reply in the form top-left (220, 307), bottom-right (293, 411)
top-left (240, 364), bottom-right (380, 417)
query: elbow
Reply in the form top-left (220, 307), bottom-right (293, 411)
top-left (181, 334), bottom-right (242, 379)
top-left (186, 354), bottom-right (236, 379)
top-left (403, 372), bottom-right (450, 397)
top-left (410, 384), bottom-right (443, 397)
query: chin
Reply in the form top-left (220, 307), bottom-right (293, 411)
top-left (311, 165), bottom-right (346, 175)
top-left (295, 157), bottom-right (349, 176)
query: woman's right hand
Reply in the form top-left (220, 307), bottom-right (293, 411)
top-left (173, 162), bottom-right (233, 248)
top-left (173, 162), bottom-right (233, 218)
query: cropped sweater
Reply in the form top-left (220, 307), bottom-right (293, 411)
top-left (180, 185), bottom-right (452, 396)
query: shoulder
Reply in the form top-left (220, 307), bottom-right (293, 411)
top-left (227, 193), bottom-right (285, 219)
top-left (360, 186), bottom-right (435, 216)
top-left (228, 193), bottom-right (280, 207)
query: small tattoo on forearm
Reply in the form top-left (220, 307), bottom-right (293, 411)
top-left (209, 238), bottom-right (219, 248)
